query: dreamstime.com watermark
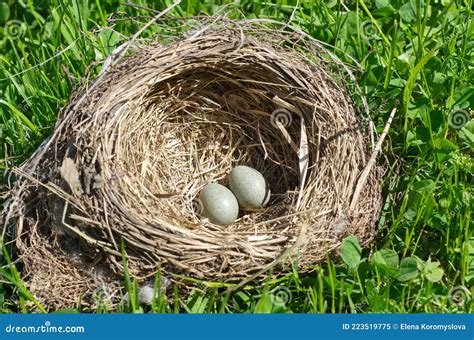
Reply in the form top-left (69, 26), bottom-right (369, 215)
top-left (354, 279), bottom-right (389, 310)
top-left (361, 20), bottom-right (379, 40)
top-left (4, 19), bottom-right (25, 39)
top-left (1, 3), bottom-right (26, 39)
top-left (270, 108), bottom-right (293, 129)
top-left (192, 197), bottom-right (205, 218)
top-left (269, 286), bottom-right (292, 307)
top-left (448, 285), bottom-right (472, 307)
top-left (92, 281), bottom-right (116, 306)
top-left (4, 320), bottom-right (85, 334)
top-left (448, 109), bottom-right (471, 130)
top-left (437, 203), bottom-right (466, 227)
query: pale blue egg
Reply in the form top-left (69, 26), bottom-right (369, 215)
top-left (199, 183), bottom-right (239, 225)
top-left (229, 165), bottom-right (271, 211)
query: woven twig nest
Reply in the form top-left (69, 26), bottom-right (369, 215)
top-left (3, 18), bottom-right (384, 309)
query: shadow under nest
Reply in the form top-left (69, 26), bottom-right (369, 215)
top-left (2, 19), bottom-right (384, 310)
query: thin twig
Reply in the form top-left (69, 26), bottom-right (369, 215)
top-left (349, 105), bottom-right (398, 211)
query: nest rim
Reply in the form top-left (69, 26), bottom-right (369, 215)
top-left (3, 17), bottom-right (384, 310)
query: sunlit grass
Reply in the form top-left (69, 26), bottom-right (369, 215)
top-left (0, 0), bottom-right (472, 313)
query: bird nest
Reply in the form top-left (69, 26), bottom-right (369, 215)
top-left (2, 18), bottom-right (384, 310)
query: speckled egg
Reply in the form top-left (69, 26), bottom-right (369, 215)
top-left (199, 183), bottom-right (239, 225)
top-left (229, 165), bottom-right (271, 211)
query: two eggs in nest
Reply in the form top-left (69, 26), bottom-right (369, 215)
top-left (199, 165), bottom-right (271, 225)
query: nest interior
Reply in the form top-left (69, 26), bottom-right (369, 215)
top-left (2, 19), bottom-right (383, 309)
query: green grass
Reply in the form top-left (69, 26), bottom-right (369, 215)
top-left (0, 0), bottom-right (472, 313)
